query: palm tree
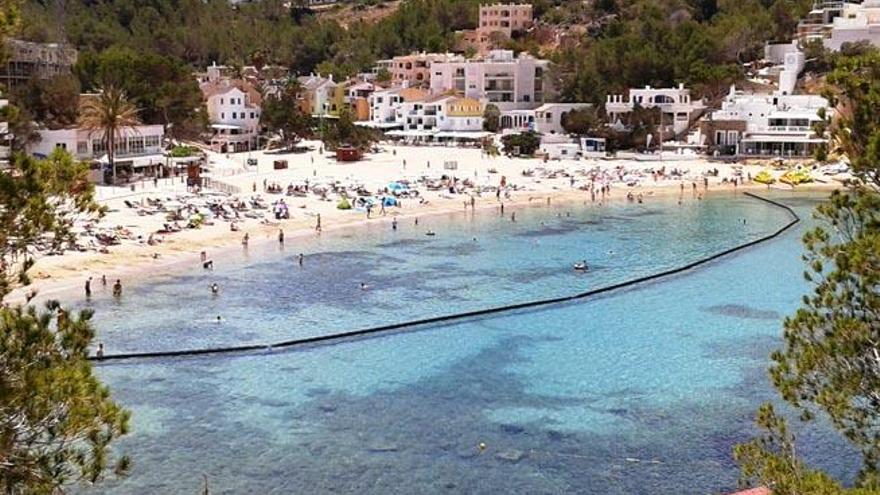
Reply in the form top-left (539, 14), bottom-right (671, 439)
top-left (78, 86), bottom-right (141, 185)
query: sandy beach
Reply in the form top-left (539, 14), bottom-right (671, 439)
top-left (6, 140), bottom-right (842, 304)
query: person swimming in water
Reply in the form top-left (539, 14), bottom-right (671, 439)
top-left (298, 253), bottom-right (304, 267)
top-left (112, 279), bottom-right (122, 298)
top-left (211, 283), bottom-right (219, 294)
top-left (360, 282), bottom-right (370, 290)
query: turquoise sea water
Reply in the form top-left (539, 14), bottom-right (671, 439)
top-left (79, 191), bottom-right (857, 493)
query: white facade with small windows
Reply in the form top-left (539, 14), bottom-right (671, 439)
top-left (701, 85), bottom-right (828, 157)
top-left (429, 50), bottom-right (548, 112)
top-left (203, 84), bottom-right (261, 152)
top-left (28, 125), bottom-right (166, 181)
top-left (605, 84), bottom-right (705, 136)
top-left (398, 96), bottom-right (484, 133)
top-left (28, 125), bottom-right (165, 161)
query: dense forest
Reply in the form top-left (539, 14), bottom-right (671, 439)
top-left (9, 0), bottom-right (815, 137)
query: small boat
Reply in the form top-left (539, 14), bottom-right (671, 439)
top-left (573, 261), bottom-right (589, 271)
top-left (425, 230), bottom-right (436, 236)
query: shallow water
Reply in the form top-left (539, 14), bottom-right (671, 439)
top-left (80, 191), bottom-right (858, 494)
top-left (82, 193), bottom-right (792, 354)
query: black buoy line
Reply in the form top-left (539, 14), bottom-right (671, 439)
top-left (90, 193), bottom-right (800, 364)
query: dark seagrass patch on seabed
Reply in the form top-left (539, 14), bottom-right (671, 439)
top-left (702, 304), bottom-right (781, 320)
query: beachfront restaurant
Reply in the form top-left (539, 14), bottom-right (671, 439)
top-left (739, 134), bottom-right (825, 157)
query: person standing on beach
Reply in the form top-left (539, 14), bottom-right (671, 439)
top-left (392, 217), bottom-right (398, 230)
top-left (316, 214), bottom-right (322, 232)
top-left (101, 274), bottom-right (107, 286)
top-left (500, 203), bottom-right (504, 215)
top-left (511, 212), bottom-right (516, 222)
top-left (112, 279), bottom-right (122, 298)
top-left (242, 233), bottom-right (249, 246)
top-left (84, 277), bottom-right (92, 298)
top-left (278, 229), bottom-right (285, 244)
top-left (470, 196), bottom-right (476, 209)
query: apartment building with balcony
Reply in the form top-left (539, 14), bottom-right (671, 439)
top-left (0, 39), bottom-right (77, 86)
top-left (699, 85), bottom-right (828, 157)
top-left (459, 3), bottom-right (535, 53)
top-left (796, 0), bottom-right (880, 50)
top-left (429, 50), bottom-right (548, 112)
top-left (373, 53), bottom-right (463, 88)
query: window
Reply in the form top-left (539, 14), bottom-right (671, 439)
top-left (221, 113), bottom-right (225, 119)
top-left (77, 141), bottom-right (88, 154)
top-left (145, 135), bottom-right (161, 148)
top-left (93, 139), bottom-right (106, 155)
top-left (220, 98), bottom-right (224, 104)
top-left (55, 142), bottom-right (67, 150)
top-left (129, 137), bottom-right (144, 154)
top-left (250, 112), bottom-right (255, 118)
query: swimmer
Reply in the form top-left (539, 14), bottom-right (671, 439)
top-left (112, 279), bottom-right (122, 298)
top-left (478, 442), bottom-right (487, 453)
top-left (211, 283), bottom-right (219, 294)
top-left (203, 260), bottom-right (214, 270)
top-left (96, 342), bottom-right (104, 359)
top-left (298, 253), bottom-right (304, 267)
top-left (215, 315), bottom-right (222, 323)
top-left (425, 230), bottom-right (436, 236)
top-left (360, 282), bottom-right (370, 290)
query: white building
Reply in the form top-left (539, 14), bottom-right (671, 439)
top-left (533, 103), bottom-right (592, 134)
top-left (826, 0), bottom-right (880, 50)
top-left (398, 95), bottom-right (484, 133)
top-left (700, 86), bottom-right (828, 157)
top-left (605, 84), bottom-right (706, 137)
top-left (28, 125), bottom-right (166, 181)
top-left (201, 81), bottom-right (262, 152)
top-left (798, 0), bottom-right (880, 50)
top-left (764, 41), bottom-right (806, 95)
top-left (366, 87), bottom-right (429, 128)
top-left (429, 50), bottom-right (548, 112)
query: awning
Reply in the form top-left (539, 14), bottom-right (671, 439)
top-left (210, 124), bottom-right (243, 130)
top-left (742, 135), bottom-right (826, 143)
top-left (386, 130), bottom-right (432, 137)
top-left (433, 131), bottom-right (492, 139)
top-left (106, 153), bottom-right (166, 169)
top-left (357, 121), bottom-right (403, 129)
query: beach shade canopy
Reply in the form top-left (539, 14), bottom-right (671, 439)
top-left (383, 196), bottom-right (398, 207)
top-left (387, 182), bottom-right (408, 192)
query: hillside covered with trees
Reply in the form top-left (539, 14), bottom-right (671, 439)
top-left (19, 0), bottom-right (813, 98)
